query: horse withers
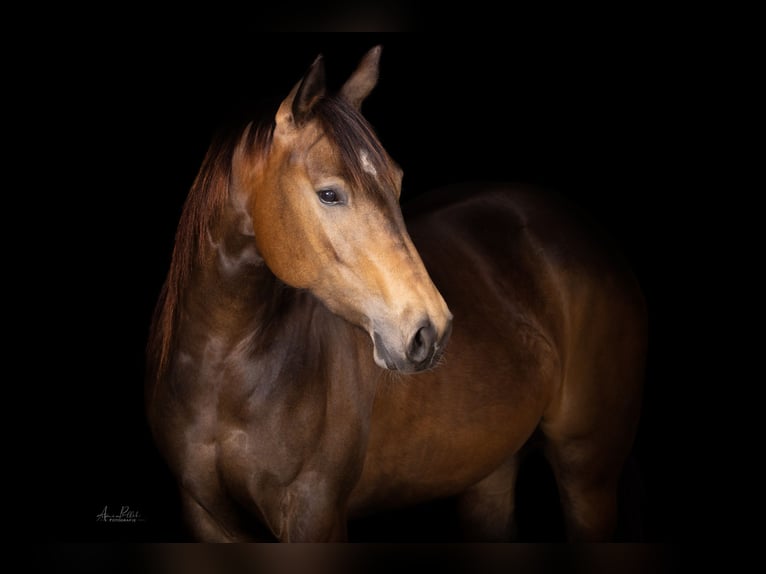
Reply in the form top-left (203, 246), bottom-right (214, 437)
top-left (146, 46), bottom-right (646, 541)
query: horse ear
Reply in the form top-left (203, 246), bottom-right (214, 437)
top-left (276, 54), bottom-right (326, 131)
top-left (339, 45), bottom-right (382, 110)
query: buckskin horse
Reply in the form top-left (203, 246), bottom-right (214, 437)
top-left (145, 46), bottom-right (646, 542)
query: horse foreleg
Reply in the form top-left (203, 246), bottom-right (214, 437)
top-left (275, 481), bottom-right (349, 542)
top-left (456, 455), bottom-right (521, 541)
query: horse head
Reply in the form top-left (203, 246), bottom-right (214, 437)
top-left (233, 46), bottom-right (452, 372)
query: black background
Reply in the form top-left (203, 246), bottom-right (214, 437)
top-left (28, 33), bottom-right (700, 543)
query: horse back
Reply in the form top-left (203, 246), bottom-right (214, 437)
top-left (403, 182), bottom-right (646, 360)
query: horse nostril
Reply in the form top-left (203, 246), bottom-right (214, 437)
top-left (407, 321), bottom-right (437, 364)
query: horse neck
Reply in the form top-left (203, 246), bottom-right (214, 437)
top-left (178, 197), bottom-right (377, 409)
top-left (147, 177), bottom-right (383, 460)
top-left (185, 191), bottom-right (284, 340)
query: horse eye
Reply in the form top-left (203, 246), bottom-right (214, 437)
top-left (317, 188), bottom-right (341, 205)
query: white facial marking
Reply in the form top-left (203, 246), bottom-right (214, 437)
top-left (360, 149), bottom-right (377, 177)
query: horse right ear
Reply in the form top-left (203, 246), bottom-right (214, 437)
top-left (276, 55), bottom-right (326, 133)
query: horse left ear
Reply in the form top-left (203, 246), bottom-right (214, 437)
top-left (339, 45), bottom-right (382, 110)
top-left (276, 54), bottom-right (326, 131)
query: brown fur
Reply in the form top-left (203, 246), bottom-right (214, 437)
top-left (146, 47), bottom-right (646, 542)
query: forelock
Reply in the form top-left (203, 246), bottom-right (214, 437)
top-left (312, 96), bottom-right (398, 196)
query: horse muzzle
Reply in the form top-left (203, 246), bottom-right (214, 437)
top-left (372, 316), bottom-right (453, 373)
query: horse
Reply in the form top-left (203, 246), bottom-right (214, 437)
top-left (145, 45), bottom-right (647, 542)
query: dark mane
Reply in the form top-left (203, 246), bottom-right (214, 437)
top-left (147, 94), bottom-right (396, 382)
top-left (147, 107), bottom-right (275, 381)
